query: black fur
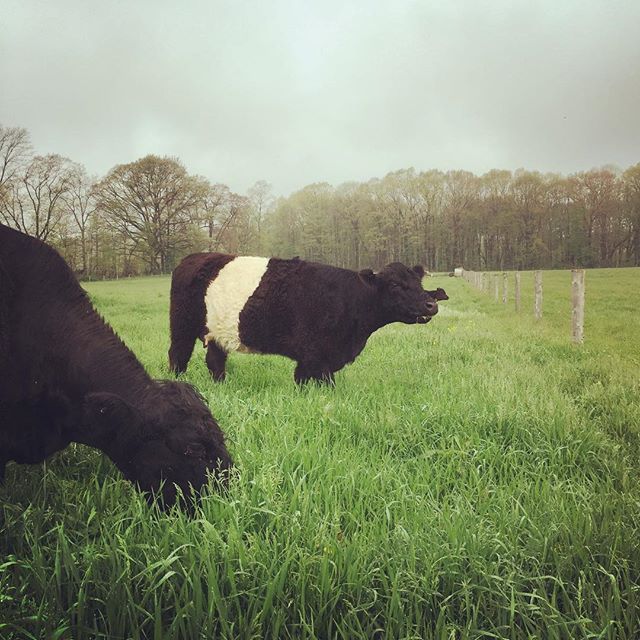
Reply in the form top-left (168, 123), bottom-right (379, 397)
top-left (0, 225), bottom-right (232, 507)
top-left (169, 252), bottom-right (235, 375)
top-left (169, 253), bottom-right (448, 385)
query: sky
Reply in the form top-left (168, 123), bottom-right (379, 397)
top-left (1, 0), bottom-right (639, 196)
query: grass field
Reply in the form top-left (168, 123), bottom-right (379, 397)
top-left (1, 268), bottom-right (639, 639)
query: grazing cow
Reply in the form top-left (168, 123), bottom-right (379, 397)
top-left (169, 253), bottom-right (448, 385)
top-left (0, 224), bottom-right (232, 508)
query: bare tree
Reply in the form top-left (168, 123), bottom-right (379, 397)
top-left (623, 163), bottom-right (640, 265)
top-left (0, 154), bottom-right (74, 241)
top-left (195, 180), bottom-right (254, 252)
top-left (247, 180), bottom-right (274, 251)
top-left (61, 164), bottom-right (96, 273)
top-left (569, 169), bottom-right (620, 266)
top-left (443, 170), bottom-right (479, 268)
top-left (0, 126), bottom-right (32, 218)
top-left (200, 181), bottom-right (232, 251)
top-left (0, 126), bottom-right (31, 193)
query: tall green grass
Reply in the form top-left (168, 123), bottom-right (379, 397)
top-left (1, 269), bottom-right (639, 639)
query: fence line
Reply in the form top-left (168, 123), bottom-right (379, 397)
top-left (461, 268), bottom-right (586, 344)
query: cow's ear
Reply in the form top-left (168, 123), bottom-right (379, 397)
top-left (428, 287), bottom-right (449, 301)
top-left (412, 265), bottom-right (425, 278)
top-left (359, 268), bottom-right (377, 285)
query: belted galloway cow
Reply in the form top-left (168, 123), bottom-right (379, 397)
top-left (0, 224), bottom-right (232, 507)
top-left (169, 253), bottom-right (448, 385)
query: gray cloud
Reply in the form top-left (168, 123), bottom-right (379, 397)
top-left (1, 0), bottom-right (639, 195)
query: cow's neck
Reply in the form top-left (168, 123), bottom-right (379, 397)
top-left (77, 328), bottom-right (154, 404)
top-left (359, 287), bottom-right (394, 335)
top-left (52, 296), bottom-right (154, 407)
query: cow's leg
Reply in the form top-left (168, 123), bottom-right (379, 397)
top-left (0, 460), bottom-right (5, 483)
top-left (168, 334), bottom-right (197, 375)
top-left (294, 362), bottom-right (335, 386)
top-left (206, 342), bottom-right (228, 381)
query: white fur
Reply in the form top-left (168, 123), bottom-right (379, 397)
top-left (203, 256), bottom-right (269, 352)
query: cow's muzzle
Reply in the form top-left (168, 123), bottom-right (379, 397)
top-left (416, 299), bottom-right (438, 323)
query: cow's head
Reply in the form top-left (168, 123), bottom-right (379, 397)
top-left (360, 263), bottom-right (448, 324)
top-left (81, 381), bottom-right (232, 508)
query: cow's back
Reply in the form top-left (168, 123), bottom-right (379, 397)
top-left (0, 224), bottom-right (148, 403)
top-left (238, 258), bottom-right (367, 361)
top-left (171, 251), bottom-right (376, 373)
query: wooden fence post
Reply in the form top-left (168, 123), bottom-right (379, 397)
top-left (534, 270), bottom-right (543, 319)
top-left (572, 269), bottom-right (585, 343)
top-left (467, 268), bottom-right (584, 344)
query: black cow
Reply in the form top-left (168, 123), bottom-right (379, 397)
top-left (0, 224), bottom-right (232, 507)
top-left (169, 253), bottom-right (448, 385)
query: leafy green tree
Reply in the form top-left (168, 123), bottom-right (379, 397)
top-left (95, 155), bottom-right (203, 273)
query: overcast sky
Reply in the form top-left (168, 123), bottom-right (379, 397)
top-left (1, 0), bottom-right (639, 196)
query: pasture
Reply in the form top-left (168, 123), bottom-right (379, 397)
top-left (1, 268), bottom-right (639, 639)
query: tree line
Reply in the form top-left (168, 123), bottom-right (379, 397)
top-left (1, 124), bottom-right (639, 277)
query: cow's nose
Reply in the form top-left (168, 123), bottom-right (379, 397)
top-left (425, 300), bottom-right (438, 315)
